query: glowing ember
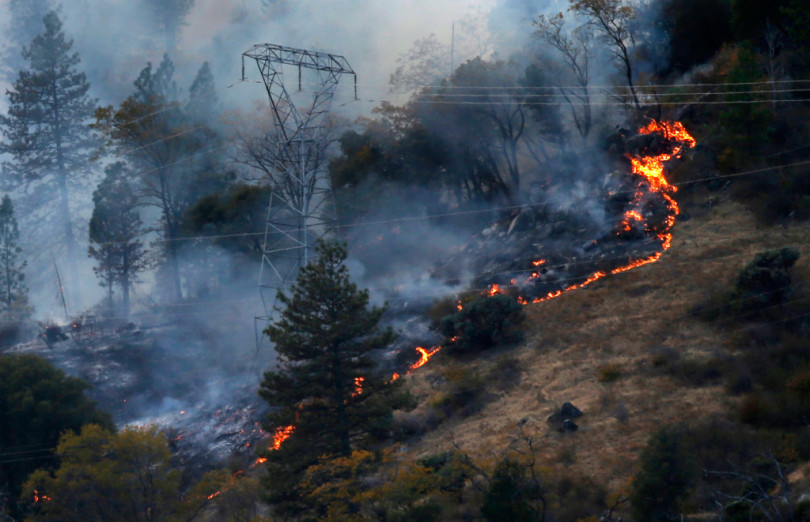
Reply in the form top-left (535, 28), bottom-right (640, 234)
top-left (33, 490), bottom-right (52, 503)
top-left (353, 377), bottom-right (365, 397)
top-left (619, 209), bottom-right (644, 233)
top-left (488, 284), bottom-right (502, 296)
top-left (253, 457), bottom-right (268, 466)
top-left (410, 346), bottom-right (441, 372)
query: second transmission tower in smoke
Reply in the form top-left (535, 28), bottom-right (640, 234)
top-left (241, 43), bottom-right (356, 342)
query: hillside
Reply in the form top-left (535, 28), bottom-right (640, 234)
top-left (400, 194), bottom-right (810, 496)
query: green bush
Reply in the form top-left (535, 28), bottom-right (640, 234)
top-left (729, 247), bottom-right (800, 315)
top-left (630, 426), bottom-right (696, 522)
top-left (440, 295), bottom-right (525, 354)
top-left (482, 458), bottom-right (544, 522)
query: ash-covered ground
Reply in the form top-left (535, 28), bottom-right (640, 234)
top-left (4, 315), bottom-right (274, 472)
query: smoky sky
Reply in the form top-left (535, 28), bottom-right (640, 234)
top-left (0, 0), bottom-right (538, 108)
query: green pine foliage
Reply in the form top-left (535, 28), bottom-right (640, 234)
top-left (258, 240), bottom-right (413, 516)
top-left (93, 54), bottom-right (227, 302)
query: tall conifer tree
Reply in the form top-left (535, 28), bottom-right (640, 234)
top-left (88, 162), bottom-right (148, 317)
top-left (0, 11), bottom-right (96, 302)
top-left (258, 240), bottom-right (412, 517)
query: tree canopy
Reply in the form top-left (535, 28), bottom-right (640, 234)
top-left (21, 423), bottom-right (231, 522)
top-left (0, 354), bottom-right (113, 517)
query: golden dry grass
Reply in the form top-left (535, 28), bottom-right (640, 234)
top-left (400, 197), bottom-right (810, 495)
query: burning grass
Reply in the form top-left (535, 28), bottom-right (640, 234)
top-left (399, 197), bottom-right (810, 494)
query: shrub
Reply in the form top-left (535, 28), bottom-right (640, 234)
top-left (482, 457), bottom-right (544, 522)
top-left (441, 295), bottom-right (525, 354)
top-left (630, 426), bottom-right (696, 521)
top-left (729, 247), bottom-right (800, 315)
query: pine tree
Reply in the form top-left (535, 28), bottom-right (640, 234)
top-left (186, 61), bottom-right (219, 124)
top-left (88, 162), bottom-right (148, 318)
top-left (258, 240), bottom-right (412, 517)
top-left (0, 196), bottom-right (30, 321)
top-left (0, 11), bottom-right (96, 299)
top-left (133, 53), bottom-right (179, 104)
top-left (94, 54), bottom-right (225, 302)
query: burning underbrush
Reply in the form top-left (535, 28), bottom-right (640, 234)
top-left (433, 120), bottom-right (696, 305)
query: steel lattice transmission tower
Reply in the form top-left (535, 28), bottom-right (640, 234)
top-left (242, 43), bottom-right (356, 346)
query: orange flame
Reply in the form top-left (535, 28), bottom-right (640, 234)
top-left (518, 120), bottom-right (695, 305)
top-left (352, 377), bottom-right (365, 397)
top-left (271, 425), bottom-right (295, 450)
top-left (410, 346), bottom-right (441, 372)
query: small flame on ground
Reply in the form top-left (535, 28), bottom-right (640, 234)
top-left (410, 346), bottom-right (441, 372)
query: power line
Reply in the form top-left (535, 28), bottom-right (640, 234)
top-left (90, 154), bottom-right (810, 248)
top-left (409, 88), bottom-right (810, 99)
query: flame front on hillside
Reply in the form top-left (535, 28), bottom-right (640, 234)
top-left (488, 119), bottom-right (696, 304)
top-left (261, 121), bottom-right (695, 457)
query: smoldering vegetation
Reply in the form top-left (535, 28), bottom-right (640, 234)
top-left (0, 0), bottom-right (726, 474)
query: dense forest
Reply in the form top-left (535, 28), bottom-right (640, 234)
top-left (3, 0), bottom-right (810, 520)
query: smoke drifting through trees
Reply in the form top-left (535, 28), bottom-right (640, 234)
top-left (0, 0), bottom-right (700, 479)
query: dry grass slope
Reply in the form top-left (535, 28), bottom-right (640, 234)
top-left (402, 197), bottom-right (810, 495)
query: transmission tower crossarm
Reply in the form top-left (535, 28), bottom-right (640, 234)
top-left (242, 43), bottom-right (355, 77)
